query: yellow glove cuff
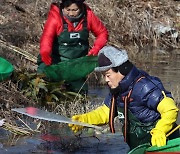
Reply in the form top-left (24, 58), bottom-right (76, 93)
top-left (157, 92), bottom-right (179, 114)
top-left (85, 104), bottom-right (109, 125)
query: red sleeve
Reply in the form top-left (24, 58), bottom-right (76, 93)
top-left (40, 4), bottom-right (63, 56)
top-left (86, 6), bottom-right (108, 55)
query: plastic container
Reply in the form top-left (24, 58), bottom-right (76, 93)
top-left (146, 137), bottom-right (180, 153)
top-left (0, 57), bottom-right (14, 81)
top-left (128, 138), bottom-right (180, 154)
top-left (128, 143), bottom-right (151, 154)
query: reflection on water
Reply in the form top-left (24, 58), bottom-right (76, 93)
top-left (0, 48), bottom-right (180, 153)
top-left (0, 125), bottom-right (129, 154)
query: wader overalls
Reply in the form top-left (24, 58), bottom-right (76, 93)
top-left (109, 76), bottom-right (179, 150)
top-left (38, 6), bottom-right (89, 93)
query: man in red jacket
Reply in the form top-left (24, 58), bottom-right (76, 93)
top-left (38, 0), bottom-right (108, 93)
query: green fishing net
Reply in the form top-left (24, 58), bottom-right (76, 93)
top-left (43, 56), bottom-right (98, 82)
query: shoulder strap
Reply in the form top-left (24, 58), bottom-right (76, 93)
top-left (124, 75), bottom-right (145, 143)
top-left (126, 76), bottom-right (145, 102)
top-left (109, 76), bottom-right (145, 135)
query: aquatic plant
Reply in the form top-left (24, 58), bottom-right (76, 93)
top-left (12, 70), bottom-right (85, 106)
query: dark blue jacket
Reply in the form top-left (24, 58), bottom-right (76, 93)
top-left (104, 66), bottom-right (173, 123)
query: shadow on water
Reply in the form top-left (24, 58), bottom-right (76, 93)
top-left (0, 48), bottom-right (180, 153)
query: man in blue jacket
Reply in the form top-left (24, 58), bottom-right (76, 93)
top-left (69, 46), bottom-right (179, 150)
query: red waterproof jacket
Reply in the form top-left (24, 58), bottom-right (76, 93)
top-left (40, 3), bottom-right (108, 64)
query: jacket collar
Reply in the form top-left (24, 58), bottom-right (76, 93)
top-left (119, 66), bottom-right (141, 92)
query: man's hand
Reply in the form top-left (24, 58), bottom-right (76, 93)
top-left (69, 105), bottom-right (109, 133)
top-left (151, 129), bottom-right (166, 147)
top-left (68, 114), bottom-right (86, 133)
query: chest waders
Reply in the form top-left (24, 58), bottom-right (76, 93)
top-left (109, 76), bottom-right (156, 150)
top-left (38, 7), bottom-right (89, 93)
top-left (118, 107), bottom-right (156, 150)
top-left (120, 94), bottom-right (179, 150)
top-left (109, 76), bottom-right (180, 150)
top-left (57, 5), bottom-right (89, 61)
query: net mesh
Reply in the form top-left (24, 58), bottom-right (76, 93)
top-left (44, 56), bottom-right (98, 82)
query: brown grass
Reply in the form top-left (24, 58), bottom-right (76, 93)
top-left (88, 0), bottom-right (179, 52)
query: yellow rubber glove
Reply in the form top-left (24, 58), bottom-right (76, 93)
top-left (150, 91), bottom-right (179, 147)
top-left (69, 104), bottom-right (109, 133)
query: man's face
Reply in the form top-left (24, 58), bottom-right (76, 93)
top-left (63, 3), bottom-right (81, 17)
top-left (104, 69), bottom-right (124, 89)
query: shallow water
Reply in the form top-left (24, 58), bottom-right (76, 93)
top-left (1, 48), bottom-right (180, 153)
top-left (0, 125), bottom-right (129, 154)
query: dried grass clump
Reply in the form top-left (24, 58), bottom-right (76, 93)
top-left (87, 0), bottom-right (180, 52)
top-left (0, 0), bottom-right (179, 62)
top-left (2, 122), bottom-right (36, 136)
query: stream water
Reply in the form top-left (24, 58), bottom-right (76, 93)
top-left (0, 48), bottom-right (180, 154)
